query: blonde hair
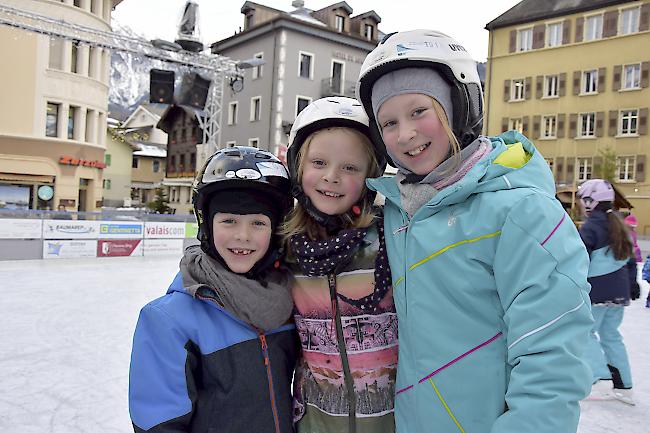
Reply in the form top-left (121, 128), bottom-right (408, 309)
top-left (282, 127), bottom-right (380, 240)
top-left (430, 97), bottom-right (463, 175)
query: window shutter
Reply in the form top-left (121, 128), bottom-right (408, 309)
top-left (641, 62), bottom-right (650, 88)
top-left (562, 19), bottom-right (572, 44)
top-left (557, 113), bottom-right (566, 138)
top-left (598, 67), bottom-right (606, 93)
top-left (559, 73), bottom-right (567, 96)
top-left (637, 155), bottom-right (646, 182)
top-left (575, 17), bottom-right (584, 42)
top-left (596, 111), bottom-right (605, 137)
top-left (525, 77), bottom-right (532, 100)
top-left (533, 115), bottom-right (541, 139)
top-left (612, 65), bottom-right (622, 91)
top-left (639, 108), bottom-right (648, 136)
top-left (603, 10), bottom-right (618, 38)
top-left (609, 110), bottom-right (618, 136)
top-left (502, 117), bottom-right (509, 133)
top-left (536, 75), bottom-right (543, 98)
top-left (556, 157), bottom-right (565, 183)
top-left (532, 24), bottom-right (546, 49)
top-left (569, 113), bottom-right (578, 138)
top-left (504, 79), bottom-right (511, 102)
top-left (566, 159), bottom-right (575, 184)
top-left (523, 116), bottom-right (530, 136)
top-left (573, 71), bottom-right (581, 95)
top-left (509, 30), bottom-right (517, 53)
top-left (640, 3), bottom-right (650, 32)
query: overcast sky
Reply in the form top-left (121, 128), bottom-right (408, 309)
top-left (112, 0), bottom-right (523, 62)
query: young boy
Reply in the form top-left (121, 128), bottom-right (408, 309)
top-left (129, 147), bottom-right (298, 433)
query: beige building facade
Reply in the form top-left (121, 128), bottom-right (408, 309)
top-left (485, 0), bottom-right (650, 230)
top-left (0, 0), bottom-right (121, 212)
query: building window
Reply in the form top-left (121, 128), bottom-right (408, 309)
top-left (153, 160), bottom-right (160, 173)
top-left (103, 179), bottom-right (111, 190)
top-left (544, 75), bottom-right (559, 98)
top-left (584, 14), bottom-right (603, 41)
top-left (576, 157), bottom-right (592, 181)
top-left (511, 78), bottom-right (525, 101)
top-left (132, 157), bottom-right (139, 169)
top-left (68, 106), bottom-right (77, 139)
top-left (46, 103), bottom-right (59, 137)
top-left (299, 52), bottom-right (313, 79)
top-left (252, 52), bottom-right (263, 79)
top-left (245, 13), bottom-right (253, 29)
top-left (105, 154), bottom-right (111, 166)
top-left (582, 69), bottom-right (598, 94)
top-left (365, 24), bottom-right (374, 40)
top-left (620, 109), bottom-right (638, 135)
top-left (617, 156), bottom-right (636, 181)
top-left (542, 115), bottom-right (557, 138)
top-left (250, 96), bottom-right (261, 121)
top-left (620, 7), bottom-right (640, 35)
top-left (227, 141), bottom-right (236, 148)
top-left (509, 118), bottom-right (523, 133)
top-left (623, 64), bottom-right (641, 89)
top-left (296, 96), bottom-right (312, 117)
top-left (71, 41), bottom-right (79, 74)
top-left (248, 138), bottom-right (259, 148)
top-left (335, 15), bottom-right (345, 32)
top-left (545, 158), bottom-right (554, 174)
top-left (228, 101), bottom-right (238, 125)
top-left (190, 152), bottom-right (196, 171)
top-left (179, 154), bottom-right (186, 172)
top-left (546, 22), bottom-right (563, 47)
top-left (517, 28), bottom-right (533, 51)
top-left (579, 113), bottom-right (596, 137)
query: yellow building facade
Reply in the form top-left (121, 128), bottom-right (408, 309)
top-left (485, 0), bottom-right (650, 232)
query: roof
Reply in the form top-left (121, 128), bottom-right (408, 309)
top-left (485, 0), bottom-right (635, 30)
top-left (314, 1), bottom-right (353, 15)
top-left (352, 10), bottom-right (381, 23)
top-left (133, 143), bottom-right (167, 158)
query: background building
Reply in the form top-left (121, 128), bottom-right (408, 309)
top-left (485, 0), bottom-right (650, 229)
top-left (0, 0), bottom-right (121, 212)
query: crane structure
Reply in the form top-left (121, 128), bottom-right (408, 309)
top-left (0, 3), bottom-right (238, 155)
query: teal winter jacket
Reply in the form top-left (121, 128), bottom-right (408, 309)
top-left (367, 131), bottom-right (593, 433)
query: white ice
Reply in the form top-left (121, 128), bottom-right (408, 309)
top-left (0, 256), bottom-right (648, 432)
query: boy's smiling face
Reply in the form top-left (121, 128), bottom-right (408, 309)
top-left (212, 213), bottom-right (272, 273)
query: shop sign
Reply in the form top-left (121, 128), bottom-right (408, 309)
top-left (143, 239), bottom-right (184, 256)
top-left (185, 222), bottom-right (198, 239)
top-left (144, 222), bottom-right (186, 239)
top-left (98, 222), bottom-right (144, 238)
top-left (43, 240), bottom-right (97, 259)
top-left (43, 220), bottom-right (99, 239)
top-left (37, 185), bottom-right (54, 201)
top-left (59, 155), bottom-right (106, 169)
top-left (0, 219), bottom-right (43, 239)
top-left (97, 239), bottom-right (143, 257)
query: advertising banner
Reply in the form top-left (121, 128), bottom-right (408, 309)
top-left (185, 222), bottom-right (198, 239)
top-left (143, 239), bottom-right (184, 256)
top-left (97, 239), bottom-right (143, 257)
top-left (0, 219), bottom-right (43, 239)
top-left (98, 222), bottom-right (144, 239)
top-left (143, 222), bottom-right (186, 239)
top-left (43, 240), bottom-right (97, 259)
top-left (43, 220), bottom-right (99, 239)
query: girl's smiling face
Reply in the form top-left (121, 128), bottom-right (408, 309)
top-left (377, 93), bottom-right (451, 175)
top-left (300, 128), bottom-right (370, 216)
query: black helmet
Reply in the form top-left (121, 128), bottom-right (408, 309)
top-left (193, 146), bottom-right (292, 269)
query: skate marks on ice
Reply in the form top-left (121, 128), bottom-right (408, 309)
top-left (0, 256), bottom-right (179, 433)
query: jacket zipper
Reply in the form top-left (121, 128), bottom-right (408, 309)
top-left (328, 273), bottom-right (357, 433)
top-left (259, 333), bottom-right (281, 433)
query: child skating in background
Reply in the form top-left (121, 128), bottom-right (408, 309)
top-left (356, 29), bottom-right (593, 433)
top-left (578, 179), bottom-right (637, 405)
top-left (129, 147), bottom-right (298, 433)
top-left (284, 96), bottom-right (397, 433)
top-left (624, 213), bottom-right (642, 263)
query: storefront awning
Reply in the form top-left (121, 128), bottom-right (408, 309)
top-left (0, 173), bottom-right (54, 184)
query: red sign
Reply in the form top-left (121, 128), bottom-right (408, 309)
top-left (97, 239), bottom-right (142, 257)
top-left (59, 155), bottom-right (106, 169)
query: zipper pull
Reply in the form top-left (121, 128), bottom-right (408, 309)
top-left (259, 334), bottom-right (269, 365)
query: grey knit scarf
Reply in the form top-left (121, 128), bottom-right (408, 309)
top-left (180, 245), bottom-right (294, 331)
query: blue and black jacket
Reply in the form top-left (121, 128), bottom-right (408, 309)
top-left (579, 210), bottom-right (633, 305)
top-left (129, 272), bottom-right (299, 433)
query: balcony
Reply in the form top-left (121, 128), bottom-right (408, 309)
top-left (320, 77), bottom-right (356, 98)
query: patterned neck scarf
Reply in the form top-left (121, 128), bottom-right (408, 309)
top-left (290, 221), bottom-right (392, 313)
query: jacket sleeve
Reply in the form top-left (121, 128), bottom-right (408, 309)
top-left (642, 256), bottom-right (650, 281)
top-left (129, 300), bottom-right (197, 433)
top-left (492, 193), bottom-right (593, 433)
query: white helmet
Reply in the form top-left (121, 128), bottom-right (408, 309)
top-left (356, 29), bottom-right (484, 157)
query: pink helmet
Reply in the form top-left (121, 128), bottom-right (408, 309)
top-left (577, 179), bottom-right (614, 214)
top-left (624, 214), bottom-right (638, 227)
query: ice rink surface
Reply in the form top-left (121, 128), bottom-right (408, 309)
top-left (1, 256), bottom-right (648, 432)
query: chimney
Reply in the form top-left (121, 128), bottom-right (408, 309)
top-left (292, 0), bottom-right (305, 8)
